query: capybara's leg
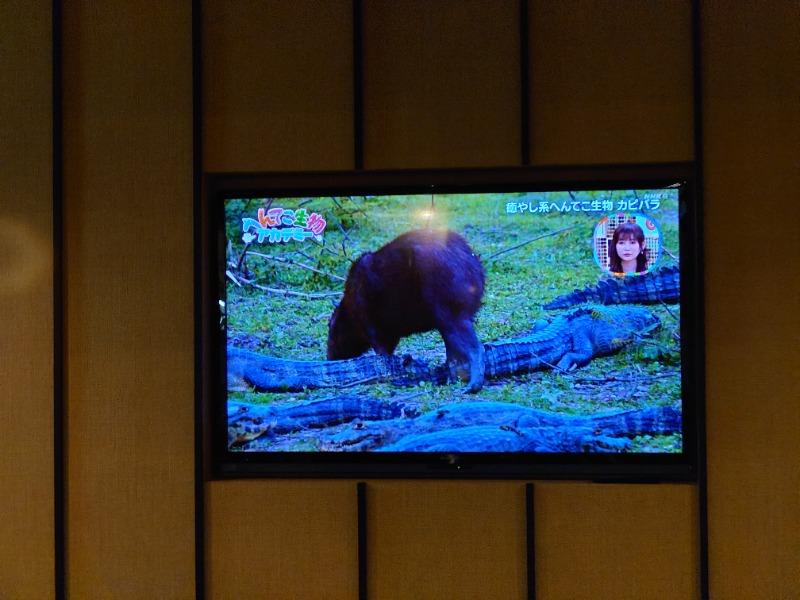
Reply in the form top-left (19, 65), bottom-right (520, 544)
top-left (441, 320), bottom-right (485, 393)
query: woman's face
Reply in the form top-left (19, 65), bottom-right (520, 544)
top-left (616, 235), bottom-right (642, 262)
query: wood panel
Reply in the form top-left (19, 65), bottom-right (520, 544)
top-left (702, 2), bottom-right (800, 597)
top-left (362, 0), bottom-right (520, 169)
top-left (534, 483), bottom-right (698, 599)
top-left (4, 1), bottom-right (797, 596)
top-left (202, 0), bottom-right (354, 172)
top-left (206, 481), bottom-right (359, 599)
top-left (0, 1), bottom-right (55, 597)
top-left (62, 2), bottom-right (195, 597)
top-left (528, 0), bottom-right (694, 165)
top-left (368, 481), bottom-right (527, 600)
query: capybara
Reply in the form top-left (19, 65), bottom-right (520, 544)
top-left (326, 228), bottom-right (486, 393)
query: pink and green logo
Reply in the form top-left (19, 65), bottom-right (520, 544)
top-left (242, 207), bottom-right (326, 244)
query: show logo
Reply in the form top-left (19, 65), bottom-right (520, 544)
top-left (242, 206), bottom-right (327, 244)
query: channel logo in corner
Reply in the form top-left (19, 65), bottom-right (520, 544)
top-left (242, 207), bottom-right (327, 244)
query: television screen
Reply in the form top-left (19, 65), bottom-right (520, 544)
top-left (201, 165), bottom-right (702, 480)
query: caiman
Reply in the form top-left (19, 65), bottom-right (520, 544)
top-left (543, 265), bottom-right (680, 310)
top-left (479, 305), bottom-right (659, 375)
top-left (228, 350), bottom-right (434, 393)
top-left (326, 401), bottom-right (681, 452)
top-left (229, 398), bottom-right (682, 452)
top-left (227, 305), bottom-right (660, 392)
top-left (377, 424), bottom-right (634, 453)
top-left (227, 396), bottom-right (409, 446)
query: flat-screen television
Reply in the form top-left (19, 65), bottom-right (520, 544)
top-left (199, 164), bottom-right (703, 480)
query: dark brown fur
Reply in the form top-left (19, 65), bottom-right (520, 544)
top-left (327, 229), bottom-right (486, 392)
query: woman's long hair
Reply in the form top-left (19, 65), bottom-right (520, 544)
top-left (609, 222), bottom-right (648, 273)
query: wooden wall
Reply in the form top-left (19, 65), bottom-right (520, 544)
top-left (0, 1), bottom-right (797, 598)
top-left (61, 2), bottom-right (195, 598)
top-left (0, 1), bottom-right (55, 597)
top-left (702, 3), bottom-right (800, 597)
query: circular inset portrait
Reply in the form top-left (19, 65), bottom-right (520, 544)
top-left (593, 214), bottom-right (662, 276)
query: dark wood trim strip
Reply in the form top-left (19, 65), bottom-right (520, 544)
top-left (353, 0), bottom-right (365, 170)
top-left (52, 1), bottom-right (66, 598)
top-left (526, 483), bottom-right (536, 600)
top-left (192, 0), bottom-right (207, 598)
top-left (358, 482), bottom-right (368, 600)
top-left (691, 1), bottom-right (709, 598)
top-left (519, 0), bottom-right (531, 165)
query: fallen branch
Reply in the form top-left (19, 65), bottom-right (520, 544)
top-left (484, 225), bottom-right (581, 261)
top-left (235, 280), bottom-right (341, 300)
top-left (247, 251), bottom-right (346, 282)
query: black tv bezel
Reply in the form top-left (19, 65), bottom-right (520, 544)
top-left (199, 163), bottom-right (704, 482)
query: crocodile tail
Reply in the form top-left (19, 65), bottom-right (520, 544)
top-left (543, 266), bottom-right (680, 309)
